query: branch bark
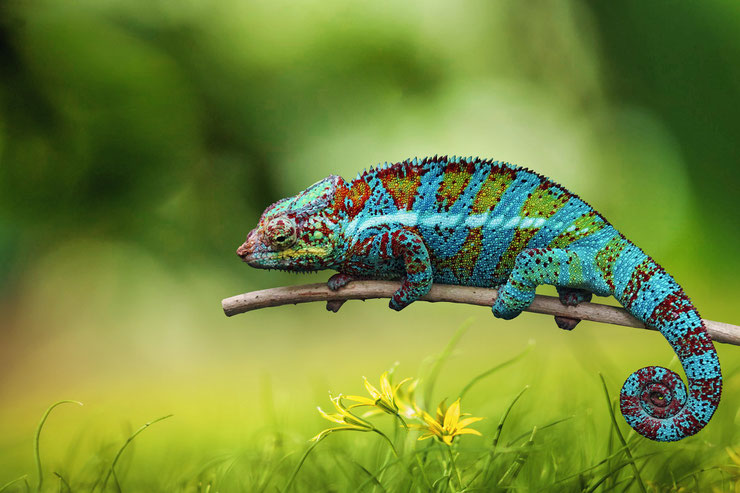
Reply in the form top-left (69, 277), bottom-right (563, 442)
top-left (222, 281), bottom-right (740, 346)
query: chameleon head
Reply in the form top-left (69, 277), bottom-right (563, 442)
top-left (237, 175), bottom-right (348, 271)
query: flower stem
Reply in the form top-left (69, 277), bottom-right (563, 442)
top-left (447, 445), bottom-right (463, 491)
top-left (372, 429), bottom-right (400, 458)
top-left (284, 437), bottom-right (323, 492)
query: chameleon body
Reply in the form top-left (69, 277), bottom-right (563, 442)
top-left (237, 156), bottom-right (721, 442)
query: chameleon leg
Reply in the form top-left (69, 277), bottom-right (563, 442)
top-left (387, 229), bottom-right (433, 311)
top-left (554, 286), bottom-right (593, 331)
top-left (335, 228), bottom-right (433, 311)
top-left (492, 248), bottom-right (590, 321)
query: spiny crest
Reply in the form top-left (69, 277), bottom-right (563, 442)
top-left (267, 175), bottom-right (345, 218)
top-left (351, 155), bottom-right (518, 184)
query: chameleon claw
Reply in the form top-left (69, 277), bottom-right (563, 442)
top-left (554, 315), bottom-right (579, 331)
top-left (326, 300), bottom-right (346, 312)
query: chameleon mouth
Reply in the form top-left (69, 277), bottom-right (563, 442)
top-left (236, 248), bottom-right (277, 269)
top-left (236, 248), bottom-right (261, 266)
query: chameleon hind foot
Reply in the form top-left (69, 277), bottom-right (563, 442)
top-left (554, 287), bottom-right (592, 331)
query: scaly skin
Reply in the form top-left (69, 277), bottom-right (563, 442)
top-left (236, 155), bottom-right (721, 442)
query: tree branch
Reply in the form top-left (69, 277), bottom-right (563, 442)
top-left (222, 281), bottom-right (740, 346)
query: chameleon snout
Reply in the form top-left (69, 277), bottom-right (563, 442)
top-left (236, 229), bottom-right (261, 263)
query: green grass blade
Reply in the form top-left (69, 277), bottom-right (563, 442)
top-left (598, 373), bottom-right (647, 493)
top-left (35, 400), bottom-right (83, 492)
top-left (256, 449), bottom-right (294, 493)
top-left (414, 451), bottom-right (435, 491)
top-left (357, 447), bottom-right (437, 491)
top-left (422, 320), bottom-right (472, 406)
top-left (674, 465), bottom-right (734, 485)
top-left (467, 386), bottom-right (528, 488)
top-left (496, 426), bottom-right (536, 489)
top-left (583, 453), bottom-right (659, 493)
top-left (552, 445), bottom-right (630, 485)
top-left (492, 387), bottom-right (528, 451)
top-left (52, 472), bottom-right (71, 493)
top-left (0, 476), bottom-right (28, 493)
top-left (459, 343), bottom-right (532, 399)
top-left (348, 459), bottom-right (388, 493)
top-left (283, 438), bottom-right (323, 492)
top-left (100, 414), bottom-right (172, 492)
top-left (606, 398), bottom-right (617, 491)
top-left (504, 416), bottom-right (572, 447)
top-left (431, 474), bottom-right (450, 491)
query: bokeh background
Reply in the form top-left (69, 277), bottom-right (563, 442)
top-left (1, 0), bottom-right (739, 490)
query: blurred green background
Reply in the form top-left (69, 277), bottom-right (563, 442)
top-left (1, 0), bottom-right (739, 490)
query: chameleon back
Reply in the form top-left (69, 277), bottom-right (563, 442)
top-left (342, 157), bottom-right (614, 289)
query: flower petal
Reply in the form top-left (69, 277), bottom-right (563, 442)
top-left (363, 377), bottom-right (382, 400)
top-left (360, 408), bottom-right (384, 418)
top-left (452, 428), bottom-right (482, 437)
top-left (317, 407), bottom-right (345, 425)
top-left (443, 399), bottom-right (462, 431)
top-left (436, 398), bottom-right (448, 424)
top-left (344, 395), bottom-right (376, 406)
top-left (457, 416), bottom-right (484, 429)
top-left (393, 377), bottom-right (412, 393)
top-left (311, 426), bottom-right (365, 442)
top-left (380, 371), bottom-right (394, 399)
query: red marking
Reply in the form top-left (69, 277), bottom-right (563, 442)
top-left (634, 417), bottom-right (660, 440)
top-left (692, 377), bottom-right (722, 406)
top-left (346, 181), bottom-right (372, 218)
top-left (674, 411), bottom-right (703, 436)
top-left (622, 259), bottom-right (658, 309)
top-left (333, 183), bottom-right (350, 212)
top-left (377, 164), bottom-right (423, 210)
top-left (379, 232), bottom-right (390, 257)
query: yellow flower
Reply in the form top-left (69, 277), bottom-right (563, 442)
top-left (412, 398), bottom-right (483, 446)
top-left (311, 393), bottom-right (375, 441)
top-left (344, 371), bottom-right (412, 417)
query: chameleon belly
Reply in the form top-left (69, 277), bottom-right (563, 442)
top-left (238, 155), bottom-right (722, 442)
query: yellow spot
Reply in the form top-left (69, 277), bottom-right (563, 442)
top-left (471, 173), bottom-right (512, 213)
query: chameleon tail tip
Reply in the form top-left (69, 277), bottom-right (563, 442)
top-left (619, 365), bottom-right (718, 442)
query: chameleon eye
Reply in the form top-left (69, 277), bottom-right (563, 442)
top-left (265, 217), bottom-right (297, 249)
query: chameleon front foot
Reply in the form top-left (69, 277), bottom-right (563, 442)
top-left (326, 273), bottom-right (355, 312)
top-left (328, 273), bottom-right (355, 291)
top-left (491, 282), bottom-right (533, 320)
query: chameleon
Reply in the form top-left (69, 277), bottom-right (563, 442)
top-left (236, 155), bottom-right (721, 442)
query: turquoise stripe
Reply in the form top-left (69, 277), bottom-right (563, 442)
top-left (613, 243), bottom-right (648, 301)
top-left (527, 197), bottom-right (590, 248)
top-left (412, 164), bottom-right (446, 212)
top-left (683, 352), bottom-right (722, 380)
top-left (472, 173), bottom-right (541, 279)
top-left (629, 271), bottom-right (677, 320)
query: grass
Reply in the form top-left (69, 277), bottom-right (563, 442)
top-left (1, 327), bottom-right (739, 492)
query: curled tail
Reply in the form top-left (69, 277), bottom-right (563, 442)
top-left (612, 246), bottom-right (722, 441)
